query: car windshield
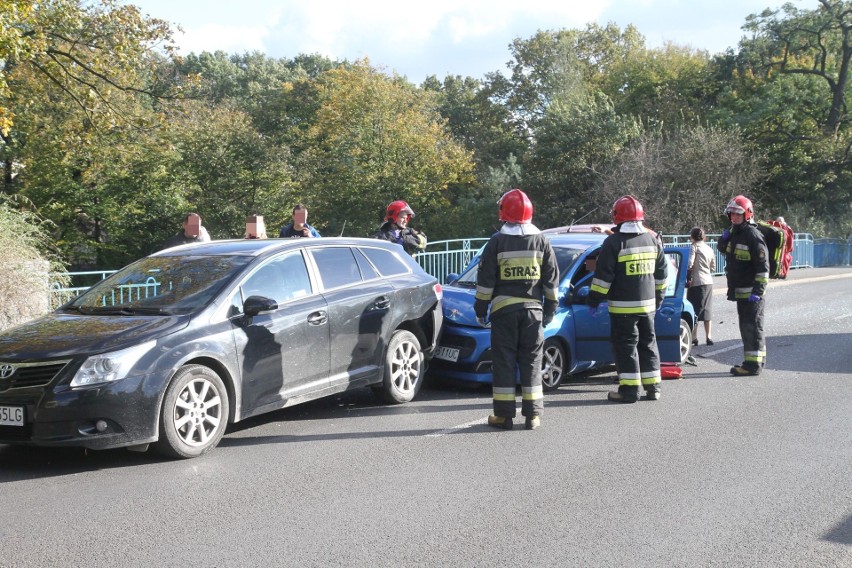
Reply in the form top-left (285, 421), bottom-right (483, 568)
top-left (453, 246), bottom-right (585, 286)
top-left (65, 255), bottom-right (252, 314)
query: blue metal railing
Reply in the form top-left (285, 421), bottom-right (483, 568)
top-left (48, 232), bottom-right (846, 305)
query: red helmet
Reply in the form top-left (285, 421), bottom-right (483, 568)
top-left (385, 200), bottom-right (415, 224)
top-left (725, 195), bottom-right (753, 221)
top-left (610, 195), bottom-right (644, 224)
top-left (498, 189), bottom-right (533, 223)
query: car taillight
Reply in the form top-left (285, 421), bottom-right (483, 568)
top-left (433, 283), bottom-right (443, 300)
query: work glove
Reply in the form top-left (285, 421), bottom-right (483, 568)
top-left (748, 294), bottom-right (761, 303)
top-left (474, 299), bottom-right (488, 320)
top-left (476, 316), bottom-right (490, 328)
top-left (543, 312), bottom-right (554, 327)
top-left (721, 229), bottom-right (730, 240)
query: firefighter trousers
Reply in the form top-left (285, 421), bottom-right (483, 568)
top-left (609, 313), bottom-right (661, 396)
top-left (490, 309), bottom-right (544, 418)
top-left (736, 299), bottom-right (766, 371)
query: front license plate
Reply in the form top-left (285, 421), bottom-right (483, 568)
top-left (0, 405), bottom-right (24, 426)
top-left (434, 346), bottom-right (460, 362)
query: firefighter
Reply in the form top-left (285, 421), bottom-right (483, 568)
top-left (374, 200), bottom-right (427, 256)
top-left (474, 189), bottom-right (559, 430)
top-left (587, 195), bottom-right (668, 403)
top-left (716, 195), bottom-right (769, 376)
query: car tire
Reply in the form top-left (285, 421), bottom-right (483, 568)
top-left (679, 319), bottom-right (693, 362)
top-left (541, 339), bottom-right (567, 391)
top-left (155, 364), bottom-right (229, 459)
top-left (379, 330), bottom-right (423, 404)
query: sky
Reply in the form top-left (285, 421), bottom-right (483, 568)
top-left (128, 0), bottom-right (797, 83)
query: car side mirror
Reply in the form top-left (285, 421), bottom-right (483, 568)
top-left (445, 273), bottom-right (459, 284)
top-left (576, 286), bottom-right (590, 302)
top-left (243, 295), bottom-right (278, 317)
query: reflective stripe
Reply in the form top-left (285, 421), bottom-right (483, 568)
top-left (617, 245), bottom-right (658, 259)
top-left (493, 387), bottom-right (516, 401)
top-left (755, 272), bottom-right (769, 284)
top-left (498, 249), bottom-right (544, 260)
top-left (522, 385), bottom-right (543, 401)
top-left (543, 287), bottom-right (558, 301)
top-left (744, 350), bottom-right (766, 363)
top-left (620, 378), bottom-right (641, 386)
top-left (619, 372), bottom-right (640, 380)
top-left (476, 285), bottom-right (494, 296)
top-left (641, 372), bottom-right (661, 385)
top-left (609, 298), bottom-right (656, 314)
top-left (491, 295), bottom-right (539, 313)
top-left (735, 286), bottom-right (753, 299)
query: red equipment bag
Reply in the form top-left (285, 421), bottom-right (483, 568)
top-left (756, 219), bottom-right (794, 279)
top-left (660, 363), bottom-right (683, 379)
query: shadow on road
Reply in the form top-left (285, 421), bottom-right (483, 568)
top-left (688, 333), bottom-right (852, 375)
top-left (823, 512), bottom-right (852, 545)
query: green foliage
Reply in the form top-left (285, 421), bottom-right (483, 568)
top-left (594, 126), bottom-right (764, 234)
top-left (293, 62), bottom-right (475, 238)
top-left (0, 196), bottom-right (68, 329)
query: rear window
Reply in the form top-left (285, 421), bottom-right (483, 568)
top-left (359, 247), bottom-right (410, 277)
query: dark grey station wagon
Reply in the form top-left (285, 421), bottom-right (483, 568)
top-left (0, 238), bottom-right (443, 458)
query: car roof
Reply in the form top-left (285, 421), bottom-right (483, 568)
top-left (151, 237), bottom-right (403, 258)
top-left (545, 232), bottom-right (608, 249)
top-left (541, 223), bottom-right (613, 235)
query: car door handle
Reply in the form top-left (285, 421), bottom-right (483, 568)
top-left (307, 311), bottom-right (328, 325)
top-left (374, 296), bottom-right (391, 310)
top-left (658, 307), bottom-right (676, 317)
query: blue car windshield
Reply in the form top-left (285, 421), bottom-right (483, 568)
top-left (66, 255), bottom-right (252, 314)
top-left (454, 247), bottom-right (585, 286)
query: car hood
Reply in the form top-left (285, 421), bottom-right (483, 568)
top-left (0, 313), bottom-right (190, 359)
top-left (441, 285), bottom-right (480, 328)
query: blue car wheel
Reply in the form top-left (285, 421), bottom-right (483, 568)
top-left (541, 339), bottom-right (567, 391)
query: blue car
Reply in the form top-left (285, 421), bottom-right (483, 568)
top-left (431, 232), bottom-right (695, 390)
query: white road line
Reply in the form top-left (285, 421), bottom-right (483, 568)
top-left (699, 344), bottom-right (741, 357)
top-left (425, 407), bottom-right (522, 437)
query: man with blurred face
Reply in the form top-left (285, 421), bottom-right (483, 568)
top-left (158, 213), bottom-right (212, 251)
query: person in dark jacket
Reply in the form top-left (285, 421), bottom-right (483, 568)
top-left (474, 189), bottom-right (559, 430)
top-left (158, 213), bottom-right (211, 251)
top-left (373, 200), bottom-right (427, 256)
top-left (279, 204), bottom-right (321, 238)
top-left (588, 195), bottom-right (668, 403)
top-left (716, 195), bottom-right (769, 376)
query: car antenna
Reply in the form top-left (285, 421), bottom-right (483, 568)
top-left (339, 220), bottom-right (347, 237)
top-left (569, 208), bottom-right (596, 230)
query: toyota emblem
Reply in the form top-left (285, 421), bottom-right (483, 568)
top-left (0, 364), bottom-right (15, 379)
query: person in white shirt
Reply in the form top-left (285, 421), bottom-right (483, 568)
top-left (687, 226), bottom-right (717, 345)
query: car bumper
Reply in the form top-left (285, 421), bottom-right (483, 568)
top-left (0, 374), bottom-right (160, 451)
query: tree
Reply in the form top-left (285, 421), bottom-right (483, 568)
top-left (743, 0), bottom-right (852, 136)
top-left (594, 125), bottom-right (764, 234)
top-left (293, 62), bottom-right (475, 239)
top-left (0, 195), bottom-right (68, 329)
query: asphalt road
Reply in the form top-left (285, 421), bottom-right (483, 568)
top-left (1, 267), bottom-right (851, 568)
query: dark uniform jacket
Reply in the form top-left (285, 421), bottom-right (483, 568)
top-left (587, 226), bottom-right (668, 314)
top-left (473, 226), bottom-right (559, 319)
top-left (716, 222), bottom-right (769, 301)
top-left (374, 222), bottom-right (427, 256)
top-left (279, 223), bottom-right (321, 238)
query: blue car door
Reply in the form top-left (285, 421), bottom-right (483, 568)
top-left (655, 249), bottom-right (688, 361)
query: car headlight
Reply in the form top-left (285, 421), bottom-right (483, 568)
top-left (70, 340), bottom-right (156, 388)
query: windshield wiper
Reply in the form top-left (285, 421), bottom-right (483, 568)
top-left (79, 306), bottom-right (173, 316)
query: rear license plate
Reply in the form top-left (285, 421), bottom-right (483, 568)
top-left (434, 346), bottom-right (460, 362)
top-left (0, 405), bottom-right (24, 426)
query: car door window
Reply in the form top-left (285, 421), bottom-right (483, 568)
top-left (664, 251), bottom-right (680, 297)
top-left (240, 251), bottom-right (312, 304)
top-left (354, 248), bottom-right (381, 280)
top-left (359, 247), bottom-right (410, 277)
top-left (312, 247), bottom-right (362, 289)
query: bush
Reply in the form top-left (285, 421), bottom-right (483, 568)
top-left (0, 197), bottom-right (68, 332)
